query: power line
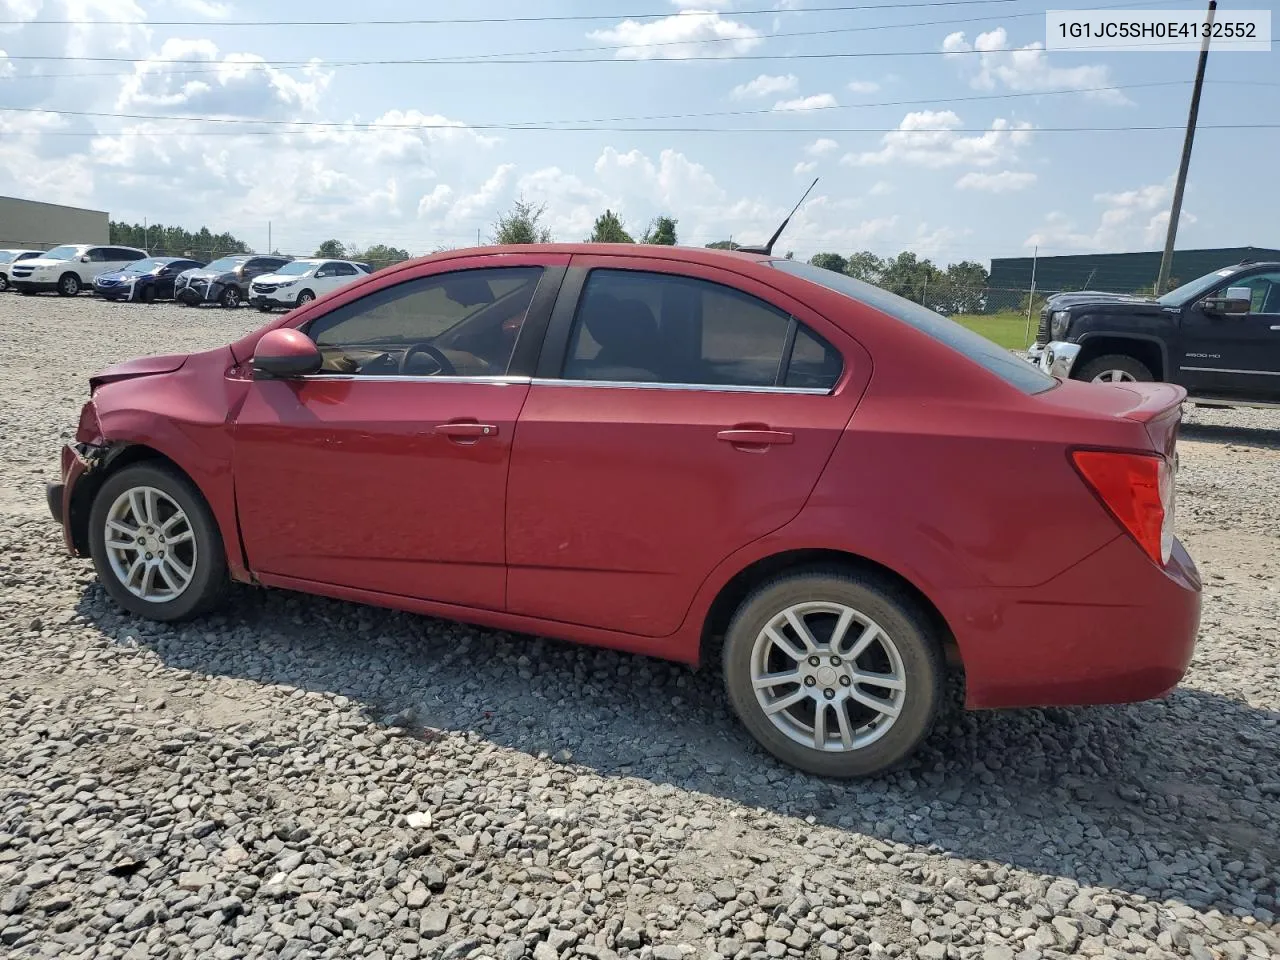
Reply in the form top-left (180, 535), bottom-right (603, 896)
top-left (1, 0), bottom-right (1026, 27)
top-left (0, 81), bottom-right (1224, 130)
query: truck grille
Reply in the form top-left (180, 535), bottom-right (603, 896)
top-left (1035, 306), bottom-right (1051, 345)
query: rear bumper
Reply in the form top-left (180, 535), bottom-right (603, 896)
top-left (950, 535), bottom-right (1202, 709)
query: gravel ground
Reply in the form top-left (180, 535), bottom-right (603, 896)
top-left (1, 293), bottom-right (1278, 960)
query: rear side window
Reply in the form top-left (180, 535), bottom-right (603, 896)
top-left (769, 259), bottom-right (1056, 394)
top-left (563, 269), bottom-right (843, 390)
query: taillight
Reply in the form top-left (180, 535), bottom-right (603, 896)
top-left (1071, 450), bottom-right (1175, 566)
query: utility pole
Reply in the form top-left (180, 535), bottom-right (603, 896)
top-left (268, 221), bottom-right (272, 254)
top-left (1022, 244), bottom-right (1039, 348)
top-left (1156, 0), bottom-right (1215, 296)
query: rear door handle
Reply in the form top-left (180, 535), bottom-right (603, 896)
top-left (717, 428), bottom-right (794, 446)
top-left (436, 422), bottom-right (499, 440)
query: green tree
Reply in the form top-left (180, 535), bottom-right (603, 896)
top-left (705, 240), bottom-right (741, 251)
top-left (588, 209), bottom-right (634, 244)
top-left (492, 198), bottom-right (553, 245)
top-left (940, 260), bottom-right (990, 315)
top-left (109, 221), bottom-right (249, 259)
top-left (347, 244), bottom-right (412, 268)
top-left (809, 252), bottom-right (848, 274)
top-left (641, 215), bottom-right (678, 246)
top-left (314, 239), bottom-right (346, 258)
top-left (844, 250), bottom-right (886, 285)
top-left (880, 251), bottom-right (942, 304)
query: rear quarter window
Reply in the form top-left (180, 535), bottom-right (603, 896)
top-left (769, 259), bottom-right (1056, 394)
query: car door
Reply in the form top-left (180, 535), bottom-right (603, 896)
top-left (1178, 268), bottom-right (1280, 400)
top-left (232, 253), bottom-right (568, 609)
top-left (327, 261), bottom-right (361, 294)
top-left (85, 247), bottom-right (115, 280)
top-left (313, 261), bottom-right (343, 296)
top-left (504, 257), bottom-right (872, 638)
top-left (155, 261), bottom-right (187, 299)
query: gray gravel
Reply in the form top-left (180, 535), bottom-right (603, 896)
top-left (2, 293), bottom-right (1278, 960)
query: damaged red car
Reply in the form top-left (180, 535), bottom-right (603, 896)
top-left (47, 244), bottom-right (1201, 777)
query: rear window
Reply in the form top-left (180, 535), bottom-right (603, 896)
top-left (769, 259), bottom-right (1056, 394)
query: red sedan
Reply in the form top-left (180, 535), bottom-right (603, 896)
top-left (47, 244), bottom-right (1201, 777)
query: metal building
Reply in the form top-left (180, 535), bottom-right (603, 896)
top-left (0, 195), bottom-right (110, 249)
top-left (989, 245), bottom-right (1280, 296)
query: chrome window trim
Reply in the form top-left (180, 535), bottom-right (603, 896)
top-left (293, 374), bottom-right (533, 385)
top-left (529, 377), bottom-right (833, 396)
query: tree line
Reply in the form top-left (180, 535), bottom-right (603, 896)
top-left (112, 205), bottom-right (994, 317)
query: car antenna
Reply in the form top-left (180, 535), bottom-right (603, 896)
top-left (737, 177), bottom-right (819, 256)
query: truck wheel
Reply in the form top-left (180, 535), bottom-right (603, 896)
top-left (1076, 354), bottom-right (1153, 384)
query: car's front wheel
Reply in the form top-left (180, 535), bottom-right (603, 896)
top-left (220, 286), bottom-right (242, 308)
top-left (722, 568), bottom-right (943, 777)
top-left (0, 274), bottom-right (8, 292)
top-left (88, 463), bottom-right (229, 621)
top-left (58, 273), bottom-right (82, 296)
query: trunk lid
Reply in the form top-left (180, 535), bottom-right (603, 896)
top-left (1038, 379), bottom-right (1185, 459)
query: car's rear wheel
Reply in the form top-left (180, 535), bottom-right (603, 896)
top-left (722, 568), bottom-right (943, 777)
top-left (1076, 354), bottom-right (1153, 384)
top-left (220, 286), bottom-right (241, 308)
top-left (88, 463), bottom-right (229, 622)
top-left (58, 273), bottom-right (82, 296)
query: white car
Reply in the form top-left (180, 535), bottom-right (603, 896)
top-left (248, 258), bottom-right (372, 311)
top-left (9, 244), bottom-right (148, 296)
top-left (0, 249), bottom-right (46, 292)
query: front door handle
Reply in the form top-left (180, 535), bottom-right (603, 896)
top-left (717, 428), bottom-right (795, 447)
top-left (436, 422), bottom-right (499, 440)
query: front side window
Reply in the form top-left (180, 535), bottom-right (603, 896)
top-left (562, 269), bottom-right (842, 390)
top-left (304, 266), bottom-right (544, 378)
top-left (332, 262), bottom-right (359, 276)
top-left (1223, 271), bottom-right (1280, 314)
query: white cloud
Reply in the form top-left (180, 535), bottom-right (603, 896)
top-left (868, 180), bottom-right (894, 196)
top-left (1025, 177), bottom-right (1195, 251)
top-left (955, 170), bottom-right (1037, 192)
top-left (117, 39), bottom-right (333, 116)
top-left (169, 0), bottom-right (233, 15)
top-left (805, 138), bottom-right (839, 157)
top-left (0, 48), bottom-right (13, 78)
top-left (595, 146), bottom-right (725, 209)
top-left (841, 110), bottom-right (1033, 168)
top-left (942, 27), bottom-right (1128, 104)
top-left (847, 80), bottom-right (880, 94)
top-left (731, 73), bottom-right (798, 99)
top-left (914, 224), bottom-right (973, 258)
top-left (794, 160), bottom-right (817, 176)
top-left (588, 11), bottom-right (763, 59)
top-left (669, 0), bottom-right (735, 7)
top-left (773, 93), bottom-right (838, 112)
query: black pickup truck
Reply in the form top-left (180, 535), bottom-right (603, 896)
top-left (1027, 260), bottom-right (1280, 407)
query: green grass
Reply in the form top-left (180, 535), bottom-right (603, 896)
top-left (952, 310), bottom-right (1037, 351)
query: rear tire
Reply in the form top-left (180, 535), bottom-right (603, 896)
top-left (88, 463), bottom-right (229, 622)
top-left (58, 273), bottom-right (82, 297)
top-left (220, 286), bottom-right (242, 308)
top-left (722, 567), bottom-right (944, 778)
top-left (1076, 354), bottom-right (1153, 384)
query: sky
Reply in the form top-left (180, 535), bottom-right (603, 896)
top-left (0, 0), bottom-right (1276, 268)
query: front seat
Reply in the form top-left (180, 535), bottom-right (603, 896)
top-left (565, 295), bottom-right (664, 382)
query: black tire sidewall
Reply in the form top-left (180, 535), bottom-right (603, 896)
top-left (298, 290), bottom-right (315, 306)
top-left (221, 287), bottom-right (241, 308)
top-left (723, 570), bottom-right (943, 778)
top-left (88, 463), bottom-right (228, 621)
top-left (60, 274), bottom-right (81, 296)
top-left (1077, 354), bottom-right (1153, 383)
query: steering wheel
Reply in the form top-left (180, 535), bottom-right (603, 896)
top-left (399, 342), bottom-right (457, 377)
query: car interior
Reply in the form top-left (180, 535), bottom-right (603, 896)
top-left (304, 269), bottom-right (541, 378)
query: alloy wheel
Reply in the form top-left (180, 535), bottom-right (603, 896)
top-left (750, 601), bottom-right (906, 753)
top-left (1091, 369), bottom-right (1137, 383)
top-left (103, 486), bottom-right (198, 602)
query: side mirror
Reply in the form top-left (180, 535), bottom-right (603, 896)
top-left (252, 328), bottom-right (323, 380)
top-left (1203, 286), bottom-right (1253, 316)
top-left (80, 255), bottom-right (90, 263)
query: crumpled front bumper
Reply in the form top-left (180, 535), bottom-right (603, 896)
top-left (47, 442), bottom-right (104, 555)
top-left (1026, 341), bottom-right (1081, 379)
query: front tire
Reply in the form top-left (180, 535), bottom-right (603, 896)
top-left (58, 273), bottom-right (82, 296)
top-left (88, 463), bottom-right (229, 622)
top-left (0, 274), bottom-right (8, 292)
top-left (1076, 354), bottom-right (1153, 384)
top-left (296, 289), bottom-right (316, 307)
top-left (722, 568), bottom-right (943, 778)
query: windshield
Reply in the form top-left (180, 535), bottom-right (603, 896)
top-left (276, 261), bottom-right (317, 276)
top-left (122, 258), bottom-right (166, 274)
top-left (769, 259), bottom-right (1057, 395)
top-left (0, 252), bottom-right (13, 264)
top-left (43, 245), bottom-right (79, 261)
top-left (205, 257), bottom-right (247, 273)
top-left (1157, 266), bottom-right (1243, 306)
